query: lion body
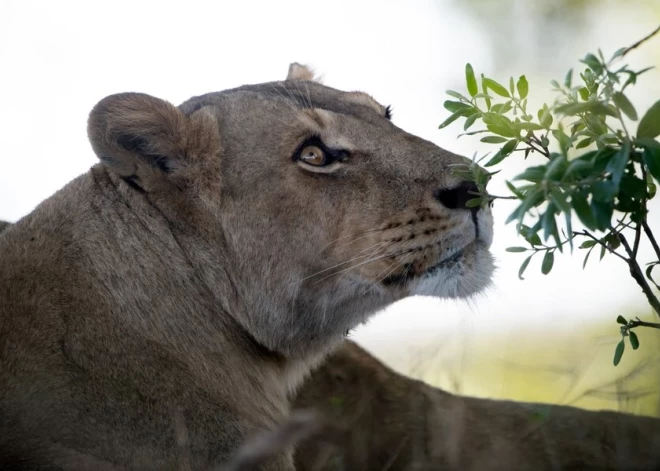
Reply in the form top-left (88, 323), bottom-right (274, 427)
top-left (293, 340), bottom-right (660, 470)
top-left (0, 64), bottom-right (494, 469)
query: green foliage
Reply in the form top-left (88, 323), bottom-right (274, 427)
top-left (439, 27), bottom-right (660, 366)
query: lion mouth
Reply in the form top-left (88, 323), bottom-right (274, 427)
top-left (381, 249), bottom-right (464, 287)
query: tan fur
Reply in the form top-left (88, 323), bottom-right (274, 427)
top-left (293, 340), bottom-right (660, 470)
top-left (0, 64), bottom-right (494, 470)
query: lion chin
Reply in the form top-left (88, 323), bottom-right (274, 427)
top-left (411, 241), bottom-right (495, 299)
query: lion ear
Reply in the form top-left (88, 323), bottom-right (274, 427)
top-left (286, 62), bottom-right (321, 82)
top-left (87, 92), bottom-right (221, 193)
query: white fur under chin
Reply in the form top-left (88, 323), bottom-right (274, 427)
top-left (411, 250), bottom-right (494, 299)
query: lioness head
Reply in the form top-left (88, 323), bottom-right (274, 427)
top-left (87, 63), bottom-right (493, 358)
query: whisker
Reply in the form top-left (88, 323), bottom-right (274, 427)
top-left (303, 241), bottom-right (388, 282)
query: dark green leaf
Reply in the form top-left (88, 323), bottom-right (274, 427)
top-left (545, 155), bottom-right (568, 181)
top-left (542, 206), bottom-right (557, 242)
top-left (613, 340), bottom-right (625, 366)
top-left (541, 251), bottom-right (554, 275)
top-left (506, 247), bottom-right (528, 253)
top-left (616, 315), bottom-right (627, 325)
top-left (580, 240), bottom-right (597, 249)
top-left (483, 78), bottom-right (510, 97)
top-left (518, 254), bottom-right (533, 280)
top-left (639, 137), bottom-right (660, 182)
top-left (583, 245), bottom-right (594, 269)
top-left (629, 331), bottom-right (640, 350)
top-left (591, 200), bottom-right (613, 230)
top-left (505, 180), bottom-right (523, 198)
top-left (572, 190), bottom-right (597, 231)
top-left (646, 264), bottom-right (660, 290)
top-left (550, 187), bottom-right (571, 213)
top-left (465, 64), bottom-right (478, 97)
top-left (481, 136), bottom-right (508, 144)
top-left (517, 75), bottom-right (529, 99)
top-left (606, 141), bottom-right (631, 187)
top-left (612, 92), bottom-right (637, 121)
top-left (600, 244), bottom-right (607, 260)
top-left (638, 100), bottom-right (660, 139)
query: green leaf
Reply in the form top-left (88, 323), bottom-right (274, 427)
top-left (505, 180), bottom-right (523, 198)
top-left (572, 191), bottom-right (597, 231)
top-left (465, 64), bottom-right (478, 97)
top-left (515, 122), bottom-right (543, 131)
top-left (564, 69), bottom-right (573, 88)
top-left (612, 92), bottom-right (637, 121)
top-left (583, 245), bottom-right (594, 269)
top-left (438, 109), bottom-right (469, 129)
top-left (638, 137), bottom-right (660, 182)
top-left (545, 155), bottom-right (568, 181)
top-left (575, 137), bottom-right (594, 149)
top-left (638, 100), bottom-right (660, 139)
top-left (483, 78), bottom-right (510, 97)
top-left (463, 113), bottom-right (479, 131)
top-left (616, 315), bottom-right (628, 325)
top-left (581, 53), bottom-right (603, 75)
top-left (541, 251), bottom-right (554, 275)
top-left (506, 247), bottom-right (528, 253)
top-left (514, 165), bottom-right (547, 183)
top-left (444, 100), bottom-right (472, 113)
top-left (555, 101), bottom-right (616, 117)
top-left (610, 47), bottom-right (627, 61)
top-left (606, 141), bottom-right (631, 187)
top-left (516, 75), bottom-right (529, 99)
top-left (465, 198), bottom-right (482, 208)
top-left (446, 90), bottom-right (469, 101)
top-left (509, 77), bottom-right (515, 97)
top-left (580, 240), bottom-right (597, 249)
top-left (629, 331), bottom-right (640, 350)
top-left (542, 207), bottom-right (556, 242)
top-left (591, 200), bottom-right (613, 230)
top-left (481, 136), bottom-right (508, 144)
top-left (578, 87), bottom-right (590, 101)
top-left (550, 187), bottom-right (571, 214)
top-left (518, 254), bottom-right (533, 280)
top-left (613, 340), bottom-right (625, 366)
top-left (484, 139), bottom-right (518, 167)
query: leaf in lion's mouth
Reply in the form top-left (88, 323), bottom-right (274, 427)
top-left (381, 249), bottom-right (463, 286)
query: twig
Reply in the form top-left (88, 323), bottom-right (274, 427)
top-left (618, 233), bottom-right (660, 316)
top-left (629, 317), bottom-right (660, 331)
top-left (643, 221), bottom-right (660, 262)
top-left (619, 25), bottom-right (660, 59)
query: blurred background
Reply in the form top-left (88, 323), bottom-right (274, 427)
top-left (1, 0), bottom-right (660, 416)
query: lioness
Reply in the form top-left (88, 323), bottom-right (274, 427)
top-left (0, 64), bottom-right (494, 470)
top-left (293, 340), bottom-right (660, 471)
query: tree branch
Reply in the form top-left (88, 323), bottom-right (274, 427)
top-left (618, 233), bottom-right (660, 317)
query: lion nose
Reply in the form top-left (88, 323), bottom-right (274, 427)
top-left (433, 181), bottom-right (480, 211)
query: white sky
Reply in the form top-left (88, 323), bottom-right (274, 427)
top-left (1, 0), bottom-right (659, 361)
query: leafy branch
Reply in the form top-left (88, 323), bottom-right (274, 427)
top-left (440, 26), bottom-right (660, 366)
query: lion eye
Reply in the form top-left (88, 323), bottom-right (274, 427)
top-left (299, 145), bottom-right (328, 166)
